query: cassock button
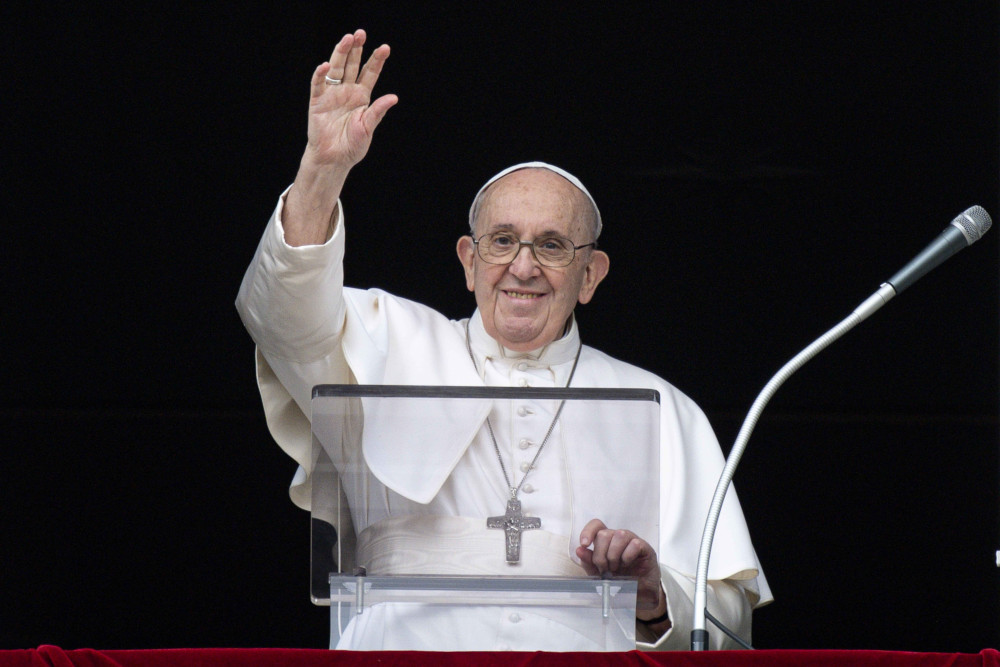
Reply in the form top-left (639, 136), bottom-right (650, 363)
top-left (519, 461), bottom-right (532, 472)
top-left (522, 484), bottom-right (535, 493)
top-left (517, 406), bottom-right (532, 417)
top-left (516, 362), bottom-right (529, 371)
top-left (518, 439), bottom-right (532, 450)
top-left (509, 613), bottom-right (522, 623)
top-left (517, 378), bottom-right (529, 387)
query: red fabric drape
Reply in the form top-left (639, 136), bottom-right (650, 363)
top-left (3, 647), bottom-right (998, 667)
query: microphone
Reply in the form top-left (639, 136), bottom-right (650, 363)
top-left (691, 205), bottom-right (992, 651)
top-left (887, 206), bottom-right (992, 295)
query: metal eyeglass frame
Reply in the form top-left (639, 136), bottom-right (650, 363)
top-left (471, 232), bottom-right (597, 268)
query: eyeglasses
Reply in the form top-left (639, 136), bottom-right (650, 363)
top-left (472, 231), bottom-right (596, 268)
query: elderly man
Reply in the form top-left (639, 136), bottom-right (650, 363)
top-left (236, 29), bottom-right (769, 650)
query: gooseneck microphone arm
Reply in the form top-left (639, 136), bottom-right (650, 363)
top-left (690, 206), bottom-right (991, 651)
top-left (689, 283), bottom-right (896, 651)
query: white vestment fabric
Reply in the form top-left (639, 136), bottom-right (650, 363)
top-left (236, 192), bottom-right (772, 651)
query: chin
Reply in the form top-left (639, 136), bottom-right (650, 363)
top-left (500, 326), bottom-right (561, 352)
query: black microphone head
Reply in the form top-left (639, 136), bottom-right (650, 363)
top-left (950, 206), bottom-right (992, 244)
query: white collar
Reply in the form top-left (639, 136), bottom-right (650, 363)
top-left (466, 309), bottom-right (582, 376)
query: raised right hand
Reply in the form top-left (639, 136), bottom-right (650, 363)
top-left (285, 30), bottom-right (397, 246)
top-left (303, 29), bottom-right (398, 170)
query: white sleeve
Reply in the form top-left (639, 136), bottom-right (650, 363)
top-left (235, 189), bottom-right (354, 510)
top-left (637, 565), bottom-right (754, 650)
top-left (236, 188), bottom-right (352, 413)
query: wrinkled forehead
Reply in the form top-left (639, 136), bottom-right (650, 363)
top-left (468, 161), bottom-right (603, 238)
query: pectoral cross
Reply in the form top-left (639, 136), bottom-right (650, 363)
top-left (487, 498), bottom-right (541, 563)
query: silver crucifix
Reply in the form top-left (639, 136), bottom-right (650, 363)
top-left (487, 498), bottom-right (541, 563)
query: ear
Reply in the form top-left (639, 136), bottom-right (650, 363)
top-left (456, 235), bottom-right (476, 292)
top-left (576, 250), bottom-right (610, 305)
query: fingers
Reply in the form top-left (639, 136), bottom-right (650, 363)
top-left (316, 31), bottom-right (390, 104)
top-left (310, 62), bottom-right (332, 99)
top-left (326, 29), bottom-right (375, 86)
top-left (343, 29), bottom-right (367, 83)
top-left (361, 93), bottom-right (399, 134)
top-left (578, 518), bottom-right (607, 548)
top-left (575, 545), bottom-right (600, 576)
top-left (326, 32), bottom-right (356, 82)
top-left (579, 519), bottom-right (655, 574)
top-left (358, 44), bottom-right (391, 91)
top-left (592, 530), bottom-right (640, 570)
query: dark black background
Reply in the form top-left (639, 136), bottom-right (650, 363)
top-left (4, 2), bottom-right (998, 652)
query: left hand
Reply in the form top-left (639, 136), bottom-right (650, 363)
top-left (577, 518), bottom-right (667, 622)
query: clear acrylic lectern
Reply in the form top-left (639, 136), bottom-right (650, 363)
top-left (310, 385), bottom-right (660, 651)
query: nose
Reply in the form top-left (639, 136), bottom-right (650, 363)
top-left (507, 243), bottom-right (541, 279)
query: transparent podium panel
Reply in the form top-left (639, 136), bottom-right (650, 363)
top-left (310, 385), bottom-right (660, 651)
top-left (328, 574), bottom-right (638, 651)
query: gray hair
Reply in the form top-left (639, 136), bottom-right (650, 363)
top-left (467, 162), bottom-right (603, 240)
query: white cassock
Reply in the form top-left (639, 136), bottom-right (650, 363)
top-left (236, 191), bottom-right (772, 651)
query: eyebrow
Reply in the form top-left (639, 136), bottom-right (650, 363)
top-left (486, 223), bottom-right (571, 237)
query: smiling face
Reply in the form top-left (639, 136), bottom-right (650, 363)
top-left (456, 168), bottom-right (610, 352)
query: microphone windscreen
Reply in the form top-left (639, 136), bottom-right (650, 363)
top-left (951, 205), bottom-right (992, 244)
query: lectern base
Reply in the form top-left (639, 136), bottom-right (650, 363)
top-left (328, 574), bottom-right (639, 651)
